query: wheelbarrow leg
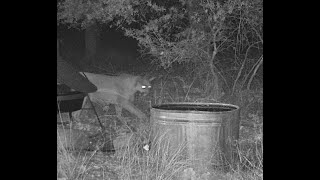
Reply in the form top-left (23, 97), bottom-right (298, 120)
top-left (86, 95), bottom-right (115, 152)
top-left (68, 111), bottom-right (74, 122)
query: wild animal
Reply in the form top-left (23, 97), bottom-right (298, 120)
top-left (78, 72), bottom-right (154, 120)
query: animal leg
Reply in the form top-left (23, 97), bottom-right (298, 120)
top-left (72, 96), bottom-right (90, 119)
top-left (119, 101), bottom-right (147, 121)
top-left (115, 104), bottom-right (123, 118)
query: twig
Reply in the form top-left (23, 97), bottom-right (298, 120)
top-left (183, 78), bottom-right (196, 102)
top-left (247, 56), bottom-right (263, 90)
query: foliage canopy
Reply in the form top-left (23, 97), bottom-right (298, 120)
top-left (58, 0), bottom-right (263, 93)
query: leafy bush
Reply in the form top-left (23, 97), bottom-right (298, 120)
top-left (58, 0), bottom-right (263, 95)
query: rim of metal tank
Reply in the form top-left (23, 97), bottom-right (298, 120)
top-left (151, 102), bottom-right (239, 113)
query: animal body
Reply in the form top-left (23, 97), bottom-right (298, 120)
top-left (79, 72), bottom-right (154, 120)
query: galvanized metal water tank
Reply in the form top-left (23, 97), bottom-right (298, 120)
top-left (151, 103), bottom-right (240, 175)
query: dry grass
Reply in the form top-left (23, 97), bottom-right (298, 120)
top-left (57, 72), bottom-right (263, 180)
top-left (57, 130), bottom-right (95, 179)
top-left (57, 124), bottom-right (262, 180)
top-left (57, 121), bottom-right (189, 180)
top-left (113, 129), bottom-right (189, 180)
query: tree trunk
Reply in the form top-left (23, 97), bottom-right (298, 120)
top-left (84, 22), bottom-right (98, 66)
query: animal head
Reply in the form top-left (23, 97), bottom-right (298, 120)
top-left (135, 76), bottom-right (156, 95)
